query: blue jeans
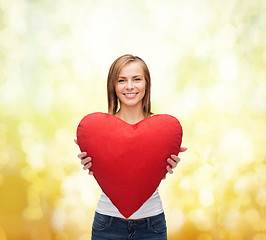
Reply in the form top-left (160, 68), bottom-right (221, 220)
top-left (91, 211), bottom-right (167, 240)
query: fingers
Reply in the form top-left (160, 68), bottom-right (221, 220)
top-left (81, 156), bottom-right (92, 165)
top-left (166, 165), bottom-right (173, 174)
top-left (77, 151), bottom-right (94, 175)
top-left (83, 161), bottom-right (92, 170)
top-left (167, 156), bottom-right (180, 168)
top-left (180, 147), bottom-right (188, 152)
top-left (78, 152), bottom-right (87, 159)
top-left (165, 146), bottom-right (187, 175)
top-left (167, 158), bottom-right (177, 174)
top-left (84, 161), bottom-right (94, 175)
top-left (166, 153), bottom-right (182, 175)
top-left (82, 158), bottom-right (94, 175)
top-left (170, 154), bottom-right (180, 164)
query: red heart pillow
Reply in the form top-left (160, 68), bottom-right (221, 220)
top-left (76, 112), bottom-right (183, 218)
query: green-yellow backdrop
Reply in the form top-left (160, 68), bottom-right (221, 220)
top-left (0, 0), bottom-right (265, 239)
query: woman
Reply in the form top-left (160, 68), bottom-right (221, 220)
top-left (75, 54), bottom-right (187, 240)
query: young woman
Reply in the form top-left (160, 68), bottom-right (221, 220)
top-left (75, 54), bottom-right (187, 240)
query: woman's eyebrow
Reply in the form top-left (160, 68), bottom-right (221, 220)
top-left (118, 75), bottom-right (142, 79)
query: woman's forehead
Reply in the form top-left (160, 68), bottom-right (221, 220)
top-left (119, 61), bottom-right (144, 76)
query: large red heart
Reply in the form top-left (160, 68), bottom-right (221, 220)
top-left (76, 112), bottom-right (183, 218)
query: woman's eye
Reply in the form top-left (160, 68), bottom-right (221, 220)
top-left (134, 78), bottom-right (141, 81)
top-left (118, 79), bottom-right (125, 83)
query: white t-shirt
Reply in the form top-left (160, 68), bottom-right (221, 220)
top-left (96, 188), bottom-right (164, 219)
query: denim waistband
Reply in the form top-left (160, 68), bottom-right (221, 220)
top-left (94, 211), bottom-right (165, 228)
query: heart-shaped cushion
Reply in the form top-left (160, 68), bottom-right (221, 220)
top-left (76, 112), bottom-right (183, 218)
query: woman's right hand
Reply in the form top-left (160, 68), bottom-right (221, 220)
top-left (74, 139), bottom-right (93, 175)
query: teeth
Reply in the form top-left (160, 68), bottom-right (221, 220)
top-left (125, 93), bottom-right (136, 97)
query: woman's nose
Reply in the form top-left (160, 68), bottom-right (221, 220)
top-left (126, 80), bottom-right (133, 89)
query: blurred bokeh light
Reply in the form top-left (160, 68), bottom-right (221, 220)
top-left (0, 0), bottom-right (265, 239)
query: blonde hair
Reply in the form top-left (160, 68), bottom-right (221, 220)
top-left (107, 54), bottom-right (153, 118)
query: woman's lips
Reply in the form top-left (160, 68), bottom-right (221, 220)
top-left (123, 93), bottom-right (138, 98)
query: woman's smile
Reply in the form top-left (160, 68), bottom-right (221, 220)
top-left (123, 93), bottom-right (138, 98)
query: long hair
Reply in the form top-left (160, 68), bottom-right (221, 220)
top-left (107, 54), bottom-right (152, 118)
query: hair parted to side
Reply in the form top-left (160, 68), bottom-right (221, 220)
top-left (107, 54), bottom-right (153, 118)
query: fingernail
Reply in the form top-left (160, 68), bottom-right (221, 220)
top-left (171, 154), bottom-right (175, 158)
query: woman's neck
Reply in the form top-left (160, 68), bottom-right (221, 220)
top-left (115, 105), bottom-right (145, 125)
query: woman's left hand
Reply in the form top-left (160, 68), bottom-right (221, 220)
top-left (166, 147), bottom-right (187, 175)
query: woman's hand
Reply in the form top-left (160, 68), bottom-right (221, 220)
top-left (74, 139), bottom-right (93, 175)
top-left (165, 147), bottom-right (187, 176)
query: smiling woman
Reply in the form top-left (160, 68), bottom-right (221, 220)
top-left (107, 55), bottom-right (153, 119)
top-left (0, 0), bottom-right (265, 239)
top-left (115, 62), bottom-right (147, 119)
top-left (75, 54), bottom-right (186, 240)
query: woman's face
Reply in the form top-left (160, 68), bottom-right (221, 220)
top-left (115, 61), bottom-right (146, 109)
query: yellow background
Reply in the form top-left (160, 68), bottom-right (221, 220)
top-left (0, 0), bottom-right (265, 239)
